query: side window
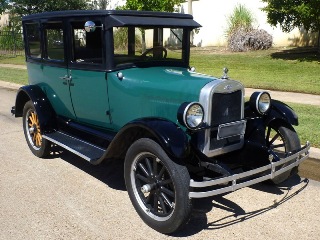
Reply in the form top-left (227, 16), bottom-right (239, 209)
top-left (44, 22), bottom-right (64, 61)
top-left (25, 23), bottom-right (41, 58)
top-left (72, 21), bottom-right (103, 64)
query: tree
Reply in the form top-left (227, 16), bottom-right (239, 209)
top-left (120, 0), bottom-right (184, 12)
top-left (7, 0), bottom-right (89, 16)
top-left (119, 0), bottom-right (184, 52)
top-left (0, 0), bottom-right (8, 15)
top-left (90, 0), bottom-right (110, 10)
top-left (262, 0), bottom-right (320, 47)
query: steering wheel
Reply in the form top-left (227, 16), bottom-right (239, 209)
top-left (141, 46), bottom-right (167, 59)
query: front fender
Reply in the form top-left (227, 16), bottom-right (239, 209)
top-left (13, 85), bottom-right (56, 133)
top-left (96, 118), bottom-right (189, 165)
top-left (266, 100), bottom-right (298, 126)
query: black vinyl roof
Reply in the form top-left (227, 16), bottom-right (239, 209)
top-left (22, 10), bottom-right (201, 29)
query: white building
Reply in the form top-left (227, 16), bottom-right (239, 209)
top-left (108, 0), bottom-right (318, 47)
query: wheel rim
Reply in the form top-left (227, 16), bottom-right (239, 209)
top-left (25, 108), bottom-right (42, 150)
top-left (266, 126), bottom-right (287, 157)
top-left (130, 152), bottom-right (175, 221)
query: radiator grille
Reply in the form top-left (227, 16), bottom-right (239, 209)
top-left (211, 90), bottom-right (242, 126)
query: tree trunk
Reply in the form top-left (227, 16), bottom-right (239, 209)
top-left (318, 30), bottom-right (320, 53)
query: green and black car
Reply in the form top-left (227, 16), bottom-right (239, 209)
top-left (12, 10), bottom-right (310, 233)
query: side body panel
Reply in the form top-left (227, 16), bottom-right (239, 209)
top-left (69, 70), bottom-right (111, 128)
top-left (26, 62), bottom-right (75, 120)
top-left (107, 67), bottom-right (214, 131)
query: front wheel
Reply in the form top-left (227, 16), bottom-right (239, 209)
top-left (266, 122), bottom-right (301, 184)
top-left (124, 138), bottom-right (192, 234)
top-left (23, 100), bottom-right (51, 158)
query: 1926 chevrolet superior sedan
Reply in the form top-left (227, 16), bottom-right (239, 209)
top-left (12, 10), bottom-right (310, 233)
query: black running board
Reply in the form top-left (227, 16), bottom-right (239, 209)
top-left (43, 131), bottom-right (105, 162)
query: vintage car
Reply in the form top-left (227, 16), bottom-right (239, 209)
top-left (12, 10), bottom-right (310, 233)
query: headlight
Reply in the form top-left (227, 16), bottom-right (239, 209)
top-left (250, 91), bottom-right (271, 115)
top-left (177, 102), bottom-right (204, 130)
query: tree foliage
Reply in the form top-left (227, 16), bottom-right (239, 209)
top-left (89, 0), bottom-right (110, 10)
top-left (0, 0), bottom-right (8, 15)
top-left (120, 0), bottom-right (184, 12)
top-left (7, 0), bottom-right (89, 16)
top-left (262, 0), bottom-right (320, 33)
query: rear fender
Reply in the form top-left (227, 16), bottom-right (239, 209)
top-left (13, 85), bottom-right (56, 132)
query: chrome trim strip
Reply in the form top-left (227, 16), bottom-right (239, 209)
top-left (198, 79), bottom-right (245, 157)
top-left (189, 142), bottom-right (310, 198)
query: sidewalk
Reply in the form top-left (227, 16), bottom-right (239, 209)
top-left (0, 79), bottom-right (319, 160)
top-left (245, 88), bottom-right (320, 106)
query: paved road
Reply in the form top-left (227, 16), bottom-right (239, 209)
top-left (1, 88), bottom-right (320, 240)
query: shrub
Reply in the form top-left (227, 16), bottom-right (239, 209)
top-left (226, 4), bottom-right (255, 36)
top-left (0, 26), bottom-right (24, 51)
top-left (228, 29), bottom-right (273, 52)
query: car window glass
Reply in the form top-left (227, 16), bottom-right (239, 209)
top-left (44, 22), bottom-right (64, 61)
top-left (113, 27), bottom-right (183, 66)
top-left (72, 21), bottom-right (103, 64)
top-left (25, 23), bottom-right (41, 58)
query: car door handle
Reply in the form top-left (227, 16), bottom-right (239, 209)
top-left (59, 75), bottom-right (72, 81)
top-left (59, 75), bottom-right (72, 85)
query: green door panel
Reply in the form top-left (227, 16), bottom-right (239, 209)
top-left (27, 62), bottom-right (75, 119)
top-left (107, 67), bottom-right (215, 131)
top-left (69, 70), bottom-right (111, 128)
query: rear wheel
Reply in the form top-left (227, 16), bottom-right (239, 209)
top-left (124, 138), bottom-right (192, 234)
top-left (23, 101), bottom-right (51, 158)
top-left (266, 122), bottom-right (301, 184)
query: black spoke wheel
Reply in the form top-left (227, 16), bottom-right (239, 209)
top-left (124, 138), bottom-right (191, 234)
top-left (266, 122), bottom-right (301, 184)
top-left (23, 101), bottom-right (51, 158)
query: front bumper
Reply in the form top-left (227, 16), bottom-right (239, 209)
top-left (189, 142), bottom-right (311, 198)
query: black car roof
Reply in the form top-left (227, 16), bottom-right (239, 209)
top-left (22, 10), bottom-right (201, 29)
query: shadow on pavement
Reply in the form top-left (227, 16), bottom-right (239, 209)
top-left (173, 175), bottom-right (309, 237)
top-left (49, 146), bottom-right (126, 191)
top-left (47, 147), bottom-right (309, 237)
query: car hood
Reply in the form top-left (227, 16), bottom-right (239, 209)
top-left (118, 66), bottom-right (218, 102)
top-left (107, 66), bottom-right (220, 129)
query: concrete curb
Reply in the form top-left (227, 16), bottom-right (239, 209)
top-left (0, 79), bottom-right (319, 160)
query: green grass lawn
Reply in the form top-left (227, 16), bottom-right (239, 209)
top-left (190, 47), bottom-right (320, 95)
top-left (0, 55), bottom-right (26, 65)
top-left (0, 67), bottom-right (28, 85)
top-left (290, 103), bottom-right (320, 149)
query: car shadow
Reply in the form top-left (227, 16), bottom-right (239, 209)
top-left (49, 146), bottom-right (126, 191)
top-left (47, 148), bottom-right (309, 237)
top-left (173, 175), bottom-right (309, 237)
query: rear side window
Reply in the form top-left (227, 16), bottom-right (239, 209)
top-left (44, 22), bottom-right (64, 61)
top-left (25, 23), bottom-right (41, 58)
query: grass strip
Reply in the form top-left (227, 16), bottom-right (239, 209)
top-left (0, 67), bottom-right (28, 85)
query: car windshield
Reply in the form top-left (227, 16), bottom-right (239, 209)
top-left (113, 26), bottom-right (185, 67)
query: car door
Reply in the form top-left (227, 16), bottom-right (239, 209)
top-left (41, 21), bottom-right (76, 120)
top-left (67, 19), bottom-right (111, 128)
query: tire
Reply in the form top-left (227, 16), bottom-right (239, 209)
top-left (23, 100), bottom-right (51, 158)
top-left (124, 138), bottom-right (192, 234)
top-left (266, 122), bottom-right (301, 184)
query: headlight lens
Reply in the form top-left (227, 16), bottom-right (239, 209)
top-left (250, 91), bottom-right (271, 115)
top-left (184, 103), bottom-right (204, 129)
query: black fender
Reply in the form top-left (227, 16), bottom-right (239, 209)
top-left (13, 85), bottom-right (56, 133)
top-left (265, 100), bottom-right (298, 126)
top-left (94, 118), bottom-right (189, 165)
